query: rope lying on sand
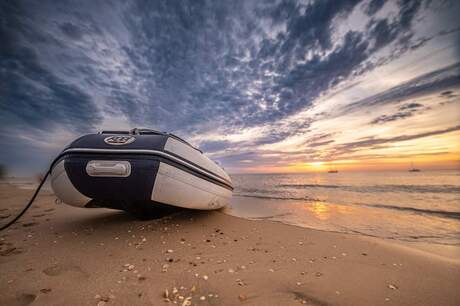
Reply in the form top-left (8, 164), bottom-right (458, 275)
top-left (0, 169), bottom-right (50, 231)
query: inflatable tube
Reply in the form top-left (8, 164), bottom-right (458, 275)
top-left (50, 129), bottom-right (233, 213)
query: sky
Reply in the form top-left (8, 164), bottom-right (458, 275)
top-left (1, 0), bottom-right (459, 175)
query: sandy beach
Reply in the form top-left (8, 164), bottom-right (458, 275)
top-left (1, 183), bottom-right (459, 306)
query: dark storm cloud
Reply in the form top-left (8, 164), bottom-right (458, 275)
top-left (365, 0), bottom-right (386, 15)
top-left (104, 0), bottom-right (426, 134)
top-left (333, 125), bottom-right (460, 155)
top-left (398, 0), bottom-right (422, 30)
top-left (398, 102), bottom-right (423, 110)
top-left (199, 140), bottom-right (234, 153)
top-left (275, 0), bottom-right (360, 52)
top-left (369, 18), bottom-right (398, 51)
top-left (370, 102), bottom-right (424, 124)
top-left (370, 111), bottom-right (414, 124)
top-left (342, 62), bottom-right (460, 114)
top-left (308, 140), bottom-right (335, 147)
top-left (0, 1), bottom-right (102, 134)
top-left (440, 90), bottom-right (457, 98)
top-left (1, 0), bottom-right (428, 136)
top-left (59, 22), bottom-right (84, 40)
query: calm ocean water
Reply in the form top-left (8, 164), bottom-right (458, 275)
top-left (224, 170), bottom-right (460, 245)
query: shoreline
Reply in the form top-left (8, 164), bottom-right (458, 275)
top-left (1, 184), bottom-right (459, 305)
top-left (227, 194), bottom-right (460, 247)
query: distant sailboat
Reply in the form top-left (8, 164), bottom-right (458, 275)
top-left (327, 164), bottom-right (338, 173)
top-left (409, 161), bottom-right (421, 172)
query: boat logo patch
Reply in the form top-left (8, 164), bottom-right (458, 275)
top-left (104, 136), bottom-right (136, 146)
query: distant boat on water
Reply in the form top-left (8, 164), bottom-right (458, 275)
top-left (409, 161), bottom-right (421, 172)
top-left (327, 164), bottom-right (339, 173)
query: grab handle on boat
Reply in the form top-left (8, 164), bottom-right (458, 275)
top-left (86, 160), bottom-right (131, 177)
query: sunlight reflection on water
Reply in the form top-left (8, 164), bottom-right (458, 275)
top-left (226, 170), bottom-right (460, 245)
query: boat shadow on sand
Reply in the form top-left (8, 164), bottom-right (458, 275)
top-left (64, 204), bottom-right (216, 231)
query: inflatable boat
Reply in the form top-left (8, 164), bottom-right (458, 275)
top-left (50, 129), bottom-right (233, 215)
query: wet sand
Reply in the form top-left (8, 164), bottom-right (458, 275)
top-left (1, 183), bottom-right (459, 306)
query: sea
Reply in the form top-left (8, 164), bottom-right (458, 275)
top-left (225, 170), bottom-right (460, 245)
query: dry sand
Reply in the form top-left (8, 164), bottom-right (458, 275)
top-left (1, 183), bottom-right (459, 306)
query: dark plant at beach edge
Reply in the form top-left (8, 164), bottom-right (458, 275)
top-left (0, 164), bottom-right (5, 179)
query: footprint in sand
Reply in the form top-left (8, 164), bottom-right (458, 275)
top-left (0, 293), bottom-right (36, 306)
top-left (22, 222), bottom-right (38, 228)
top-left (0, 213), bottom-right (11, 219)
top-left (15, 293), bottom-right (36, 306)
top-left (290, 291), bottom-right (329, 306)
top-left (0, 247), bottom-right (23, 256)
top-left (32, 213), bottom-right (47, 218)
top-left (42, 264), bottom-right (89, 278)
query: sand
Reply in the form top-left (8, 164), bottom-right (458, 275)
top-left (1, 183), bottom-right (459, 306)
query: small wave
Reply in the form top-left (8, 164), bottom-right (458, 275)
top-left (234, 193), bottom-right (321, 202)
top-left (360, 203), bottom-right (460, 220)
top-left (251, 212), bottom-right (293, 220)
top-left (279, 184), bottom-right (340, 189)
top-left (278, 183), bottom-right (460, 194)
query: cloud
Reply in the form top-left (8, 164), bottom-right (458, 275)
top-left (365, 0), bottom-right (386, 16)
top-left (0, 2), bottom-right (102, 134)
top-left (198, 140), bottom-right (233, 153)
top-left (370, 102), bottom-right (424, 124)
top-left (1, 0), bottom-right (430, 136)
top-left (398, 102), bottom-right (423, 110)
top-left (59, 22), bottom-right (84, 40)
top-left (333, 125), bottom-right (460, 155)
top-left (370, 111), bottom-right (414, 124)
top-left (341, 62), bottom-right (460, 114)
top-left (440, 90), bottom-right (457, 98)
